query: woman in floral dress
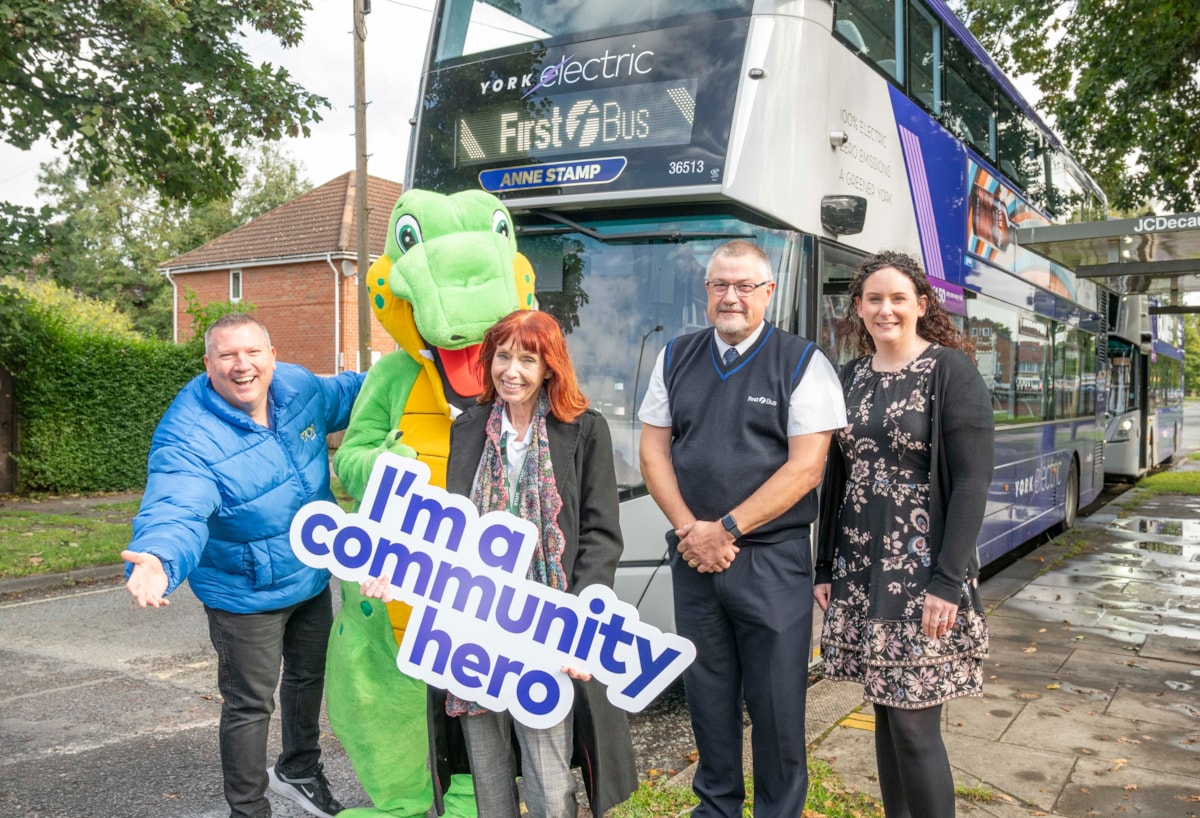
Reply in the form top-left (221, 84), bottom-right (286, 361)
top-left (814, 251), bottom-right (994, 818)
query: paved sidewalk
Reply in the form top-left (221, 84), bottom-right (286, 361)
top-left (809, 460), bottom-right (1200, 817)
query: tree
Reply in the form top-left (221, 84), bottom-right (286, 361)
top-left (181, 289), bottom-right (257, 352)
top-left (1185, 314), bottom-right (1200, 396)
top-left (0, 0), bottom-right (327, 269)
top-left (957, 0), bottom-right (1200, 212)
top-left (0, 276), bottom-right (139, 339)
top-left (35, 144), bottom-right (312, 339)
top-left (234, 143), bottom-right (313, 224)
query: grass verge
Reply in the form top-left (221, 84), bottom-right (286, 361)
top-left (0, 475), bottom-right (356, 582)
top-left (1135, 469), bottom-right (1200, 498)
top-left (609, 758), bottom-right (882, 818)
top-left (0, 500), bottom-right (140, 579)
top-left (1113, 469), bottom-right (1200, 517)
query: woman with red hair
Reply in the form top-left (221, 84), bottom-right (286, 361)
top-left (447, 309), bottom-right (635, 817)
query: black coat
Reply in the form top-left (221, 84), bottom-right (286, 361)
top-left (438, 401), bottom-right (638, 815)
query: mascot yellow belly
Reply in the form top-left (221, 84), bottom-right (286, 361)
top-left (329, 189), bottom-right (535, 817)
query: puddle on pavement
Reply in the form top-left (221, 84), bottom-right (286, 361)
top-left (1055, 681), bottom-right (1109, 700)
top-left (1110, 517), bottom-right (1200, 538)
top-left (1099, 528), bottom-right (1200, 562)
top-left (1174, 736), bottom-right (1200, 752)
top-left (1163, 702), bottom-right (1200, 720)
top-left (1136, 541), bottom-right (1183, 555)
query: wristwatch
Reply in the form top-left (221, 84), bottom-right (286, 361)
top-left (721, 513), bottom-right (742, 539)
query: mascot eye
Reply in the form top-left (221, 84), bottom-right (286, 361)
top-left (492, 210), bottom-right (510, 238)
top-left (395, 214), bottom-right (422, 254)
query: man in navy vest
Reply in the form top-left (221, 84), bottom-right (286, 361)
top-left (638, 240), bottom-right (846, 818)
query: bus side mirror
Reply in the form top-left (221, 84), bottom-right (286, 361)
top-left (821, 195), bottom-right (867, 236)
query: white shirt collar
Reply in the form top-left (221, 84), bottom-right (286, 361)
top-left (713, 322), bottom-right (766, 358)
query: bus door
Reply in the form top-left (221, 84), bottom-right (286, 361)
top-left (815, 241), bottom-right (868, 367)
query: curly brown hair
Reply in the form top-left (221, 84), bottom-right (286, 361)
top-left (839, 250), bottom-right (975, 358)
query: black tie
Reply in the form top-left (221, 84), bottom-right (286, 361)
top-left (723, 347), bottom-right (739, 365)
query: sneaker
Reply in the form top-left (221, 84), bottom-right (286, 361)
top-left (267, 763), bottom-right (343, 818)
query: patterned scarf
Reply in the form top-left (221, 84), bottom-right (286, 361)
top-left (447, 392), bottom-right (568, 718)
top-left (473, 391), bottom-right (568, 589)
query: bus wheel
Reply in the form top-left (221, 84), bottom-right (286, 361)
top-left (1061, 459), bottom-right (1080, 531)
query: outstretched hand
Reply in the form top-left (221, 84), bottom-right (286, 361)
top-left (121, 550), bottom-right (169, 608)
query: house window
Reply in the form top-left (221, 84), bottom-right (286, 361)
top-left (230, 269), bottom-right (242, 302)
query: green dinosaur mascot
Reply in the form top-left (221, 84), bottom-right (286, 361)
top-left (329, 189), bottom-right (536, 817)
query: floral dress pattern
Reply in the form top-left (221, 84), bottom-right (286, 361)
top-left (821, 346), bottom-right (988, 709)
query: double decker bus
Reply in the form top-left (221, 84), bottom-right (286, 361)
top-left (406, 0), bottom-right (1110, 632)
top-left (1105, 294), bottom-right (1185, 479)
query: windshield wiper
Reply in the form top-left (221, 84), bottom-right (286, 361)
top-left (517, 210), bottom-right (754, 244)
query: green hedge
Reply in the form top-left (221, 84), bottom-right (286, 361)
top-left (1, 289), bottom-right (204, 492)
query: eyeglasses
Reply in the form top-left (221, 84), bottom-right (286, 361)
top-left (704, 280), bottom-right (771, 297)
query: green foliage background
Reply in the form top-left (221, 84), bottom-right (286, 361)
top-left (0, 280), bottom-right (207, 492)
top-left (32, 144), bottom-right (311, 339)
top-left (13, 329), bottom-right (202, 492)
top-left (958, 0), bottom-right (1200, 212)
top-left (1185, 315), bottom-right (1200, 396)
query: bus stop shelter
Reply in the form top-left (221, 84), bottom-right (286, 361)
top-left (1017, 213), bottom-right (1200, 314)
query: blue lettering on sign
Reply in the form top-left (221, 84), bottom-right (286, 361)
top-left (480, 157), bottom-right (627, 193)
top-left (289, 454), bottom-right (696, 730)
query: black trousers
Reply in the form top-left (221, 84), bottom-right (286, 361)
top-left (670, 533), bottom-right (813, 818)
top-left (205, 585), bottom-right (332, 818)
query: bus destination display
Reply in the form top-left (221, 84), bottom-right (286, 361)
top-left (456, 79), bottom-right (699, 168)
top-left (412, 18), bottom-right (750, 195)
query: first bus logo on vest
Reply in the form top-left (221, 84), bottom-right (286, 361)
top-left (289, 453), bottom-right (695, 729)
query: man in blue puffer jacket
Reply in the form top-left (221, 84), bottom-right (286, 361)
top-left (122, 312), bottom-right (364, 818)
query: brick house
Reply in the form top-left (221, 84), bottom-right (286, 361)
top-left (159, 172), bottom-right (404, 374)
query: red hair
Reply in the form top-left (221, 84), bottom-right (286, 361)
top-left (476, 311), bottom-right (589, 423)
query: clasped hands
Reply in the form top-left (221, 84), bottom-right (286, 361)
top-left (676, 520), bottom-right (739, 573)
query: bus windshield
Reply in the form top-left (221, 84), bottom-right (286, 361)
top-left (517, 212), bottom-right (799, 491)
top-left (434, 0), bottom-right (752, 63)
top-left (1107, 338), bottom-right (1138, 416)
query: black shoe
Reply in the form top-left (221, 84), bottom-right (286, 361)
top-left (267, 763), bottom-right (343, 818)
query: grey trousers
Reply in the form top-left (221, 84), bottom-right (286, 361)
top-left (204, 586), bottom-right (332, 818)
top-left (459, 709), bottom-right (576, 818)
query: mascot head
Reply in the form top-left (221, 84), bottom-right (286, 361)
top-left (367, 188), bottom-right (536, 407)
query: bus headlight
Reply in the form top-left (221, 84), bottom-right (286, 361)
top-left (1112, 418), bottom-right (1134, 440)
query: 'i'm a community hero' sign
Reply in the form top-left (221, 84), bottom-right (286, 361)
top-left (290, 453), bottom-right (695, 729)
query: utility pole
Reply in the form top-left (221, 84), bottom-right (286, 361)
top-left (354, 0), bottom-right (373, 371)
